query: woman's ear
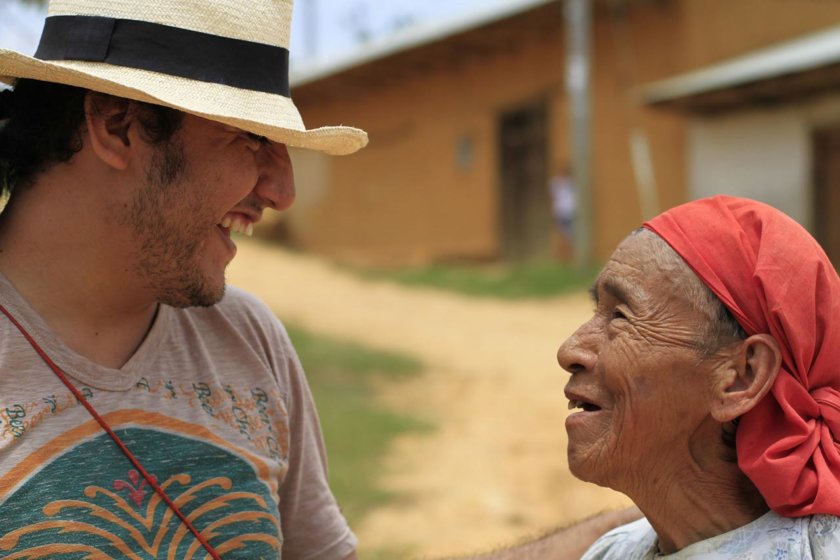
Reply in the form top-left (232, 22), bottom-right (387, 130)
top-left (710, 334), bottom-right (781, 422)
top-left (83, 93), bottom-right (135, 171)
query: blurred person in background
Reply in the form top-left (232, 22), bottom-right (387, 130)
top-left (548, 163), bottom-right (576, 260)
top-left (464, 195), bottom-right (840, 559)
top-left (0, 0), bottom-right (366, 558)
top-left (548, 167), bottom-right (576, 237)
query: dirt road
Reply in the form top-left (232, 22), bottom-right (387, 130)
top-left (228, 240), bottom-right (630, 559)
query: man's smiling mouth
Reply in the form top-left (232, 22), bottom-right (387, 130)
top-left (218, 214), bottom-right (254, 237)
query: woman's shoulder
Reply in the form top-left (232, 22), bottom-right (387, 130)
top-left (808, 514), bottom-right (840, 558)
top-left (581, 512), bottom-right (840, 560)
top-left (666, 511), bottom-right (840, 559)
top-left (581, 518), bottom-right (657, 560)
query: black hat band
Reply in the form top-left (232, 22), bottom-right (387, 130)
top-left (34, 15), bottom-right (290, 96)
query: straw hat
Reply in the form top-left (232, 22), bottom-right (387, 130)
top-left (0, 0), bottom-right (368, 156)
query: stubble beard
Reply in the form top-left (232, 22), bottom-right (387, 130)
top-left (120, 138), bottom-right (226, 309)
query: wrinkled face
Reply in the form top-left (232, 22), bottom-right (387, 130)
top-left (119, 114), bottom-right (295, 308)
top-left (558, 231), bottom-right (721, 490)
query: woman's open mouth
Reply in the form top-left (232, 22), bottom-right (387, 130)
top-left (567, 399), bottom-right (602, 412)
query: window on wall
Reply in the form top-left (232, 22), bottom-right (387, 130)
top-left (457, 134), bottom-right (474, 172)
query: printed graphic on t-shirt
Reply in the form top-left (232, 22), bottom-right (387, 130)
top-left (1, 379), bottom-right (289, 464)
top-left (0, 411), bottom-right (285, 559)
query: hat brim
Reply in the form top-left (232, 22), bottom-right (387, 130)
top-left (0, 49), bottom-right (368, 156)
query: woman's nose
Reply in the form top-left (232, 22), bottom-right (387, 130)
top-left (255, 143), bottom-right (296, 211)
top-left (557, 319), bottom-right (599, 375)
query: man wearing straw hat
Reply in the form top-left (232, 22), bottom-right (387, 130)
top-left (0, 1), bottom-right (364, 558)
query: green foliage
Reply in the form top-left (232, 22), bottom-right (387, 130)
top-left (355, 260), bottom-right (601, 300)
top-left (285, 325), bottom-right (429, 534)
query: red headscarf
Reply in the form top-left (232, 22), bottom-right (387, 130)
top-left (643, 195), bottom-right (840, 517)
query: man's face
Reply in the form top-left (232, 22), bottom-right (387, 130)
top-left (558, 232), bottom-right (723, 490)
top-left (118, 114), bottom-right (295, 308)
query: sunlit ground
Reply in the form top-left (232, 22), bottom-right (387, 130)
top-left (227, 238), bottom-right (631, 559)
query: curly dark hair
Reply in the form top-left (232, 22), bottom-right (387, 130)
top-left (0, 79), bottom-right (184, 197)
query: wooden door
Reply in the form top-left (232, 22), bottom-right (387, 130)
top-left (498, 101), bottom-right (550, 260)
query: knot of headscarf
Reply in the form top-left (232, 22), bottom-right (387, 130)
top-left (643, 195), bottom-right (840, 517)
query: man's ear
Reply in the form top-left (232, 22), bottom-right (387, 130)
top-left (84, 93), bottom-right (135, 170)
top-left (710, 334), bottom-right (781, 423)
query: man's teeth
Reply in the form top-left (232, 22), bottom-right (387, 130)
top-left (219, 216), bottom-right (254, 237)
top-left (568, 399), bottom-right (583, 411)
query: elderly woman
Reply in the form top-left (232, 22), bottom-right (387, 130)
top-left (466, 195), bottom-right (840, 560)
top-left (559, 195), bottom-right (840, 558)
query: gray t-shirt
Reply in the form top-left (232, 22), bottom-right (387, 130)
top-left (583, 510), bottom-right (840, 559)
top-left (0, 273), bottom-right (356, 559)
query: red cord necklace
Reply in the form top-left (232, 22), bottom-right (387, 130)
top-left (0, 303), bottom-right (222, 560)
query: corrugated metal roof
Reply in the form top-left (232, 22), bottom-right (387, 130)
top-left (290, 0), bottom-right (556, 87)
top-left (641, 23), bottom-right (840, 110)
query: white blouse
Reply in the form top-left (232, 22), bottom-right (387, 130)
top-left (583, 510), bottom-right (840, 559)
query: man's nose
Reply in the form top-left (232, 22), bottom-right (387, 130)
top-left (557, 319), bottom-right (599, 375)
top-left (255, 143), bottom-right (296, 211)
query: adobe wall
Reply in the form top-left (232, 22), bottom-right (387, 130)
top-left (283, 0), bottom-right (840, 264)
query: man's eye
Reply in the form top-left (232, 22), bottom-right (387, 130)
top-left (612, 309), bottom-right (627, 320)
top-left (246, 132), bottom-right (269, 145)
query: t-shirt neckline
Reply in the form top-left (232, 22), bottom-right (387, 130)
top-left (0, 271), bottom-right (171, 391)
